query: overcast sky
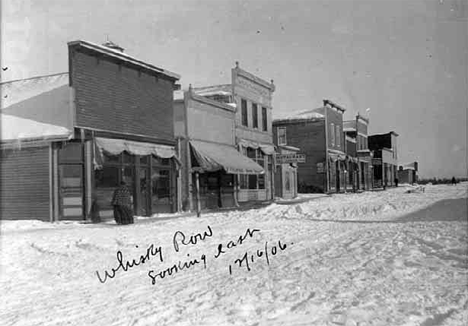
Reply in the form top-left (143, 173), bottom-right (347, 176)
top-left (2, 0), bottom-right (467, 178)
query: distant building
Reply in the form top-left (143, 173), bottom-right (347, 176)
top-left (174, 87), bottom-right (263, 211)
top-left (369, 131), bottom-right (399, 188)
top-left (343, 114), bottom-right (372, 191)
top-left (0, 40), bottom-right (181, 221)
top-left (192, 62), bottom-right (276, 204)
top-left (273, 100), bottom-right (346, 193)
top-left (398, 162), bottom-right (418, 184)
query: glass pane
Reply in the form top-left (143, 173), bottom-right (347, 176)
top-left (248, 175), bottom-right (257, 189)
top-left (59, 143), bottom-right (83, 163)
top-left (123, 152), bottom-right (134, 165)
top-left (104, 152), bottom-right (120, 164)
top-left (95, 166), bottom-right (119, 188)
top-left (140, 155), bottom-right (150, 165)
top-left (60, 165), bottom-right (82, 188)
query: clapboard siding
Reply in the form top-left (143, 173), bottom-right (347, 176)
top-left (0, 146), bottom-right (51, 220)
top-left (71, 50), bottom-right (175, 141)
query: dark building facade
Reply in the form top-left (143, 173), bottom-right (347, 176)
top-left (369, 131), bottom-right (399, 188)
top-left (1, 40), bottom-right (180, 221)
top-left (398, 162), bottom-right (419, 184)
top-left (343, 114), bottom-right (372, 191)
top-left (273, 100), bottom-right (346, 193)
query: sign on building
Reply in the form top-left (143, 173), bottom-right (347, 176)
top-left (276, 153), bottom-right (306, 164)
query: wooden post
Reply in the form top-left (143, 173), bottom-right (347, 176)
top-left (195, 171), bottom-right (201, 217)
top-left (233, 175), bottom-right (239, 207)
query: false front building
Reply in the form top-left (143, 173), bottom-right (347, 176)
top-left (273, 100), bottom-right (346, 193)
top-left (188, 62), bottom-right (276, 205)
top-left (343, 114), bottom-right (373, 191)
top-left (0, 40), bottom-right (181, 221)
top-left (174, 87), bottom-right (264, 212)
top-left (369, 131), bottom-right (399, 188)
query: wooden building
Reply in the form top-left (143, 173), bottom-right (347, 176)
top-left (273, 100), bottom-right (346, 193)
top-left (174, 87), bottom-right (264, 212)
top-left (0, 40), bottom-right (180, 221)
top-left (192, 62), bottom-right (276, 204)
top-left (343, 114), bottom-right (372, 191)
top-left (398, 162), bottom-right (418, 184)
top-left (369, 131), bottom-right (399, 188)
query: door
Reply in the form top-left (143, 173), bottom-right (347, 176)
top-left (59, 164), bottom-right (83, 220)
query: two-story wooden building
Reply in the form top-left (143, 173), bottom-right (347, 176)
top-left (273, 100), bottom-right (346, 193)
top-left (0, 40), bottom-right (181, 221)
top-left (343, 114), bottom-right (372, 191)
top-left (192, 62), bottom-right (276, 204)
top-left (174, 86), bottom-right (264, 212)
top-left (369, 131), bottom-right (399, 188)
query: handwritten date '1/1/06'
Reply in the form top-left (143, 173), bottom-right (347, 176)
top-left (229, 240), bottom-right (289, 275)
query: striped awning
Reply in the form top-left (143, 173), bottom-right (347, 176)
top-left (190, 140), bottom-right (264, 175)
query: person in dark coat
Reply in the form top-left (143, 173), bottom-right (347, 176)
top-left (111, 181), bottom-right (134, 225)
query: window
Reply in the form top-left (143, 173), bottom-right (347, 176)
top-left (278, 127), bottom-right (287, 145)
top-left (336, 124), bottom-right (341, 148)
top-left (330, 123), bottom-right (335, 146)
top-left (252, 103), bottom-right (258, 129)
top-left (262, 107), bottom-right (268, 131)
top-left (285, 171), bottom-right (291, 191)
top-left (247, 148), bottom-right (257, 189)
top-left (241, 99), bottom-right (248, 127)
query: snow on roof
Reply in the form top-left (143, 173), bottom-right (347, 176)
top-left (192, 84), bottom-right (232, 97)
top-left (274, 107), bottom-right (325, 122)
top-left (1, 113), bottom-right (72, 142)
top-left (68, 40), bottom-right (180, 81)
top-left (0, 73), bottom-right (72, 142)
top-left (1, 73), bottom-right (69, 109)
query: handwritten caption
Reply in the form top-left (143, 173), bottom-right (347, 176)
top-left (96, 225), bottom-right (291, 285)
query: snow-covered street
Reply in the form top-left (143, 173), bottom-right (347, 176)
top-left (1, 183), bottom-right (467, 326)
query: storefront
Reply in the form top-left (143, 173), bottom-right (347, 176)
top-left (189, 140), bottom-right (264, 212)
top-left (54, 136), bottom-right (178, 221)
top-left (237, 139), bottom-right (276, 202)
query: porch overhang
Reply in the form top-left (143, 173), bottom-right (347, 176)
top-left (190, 140), bottom-right (264, 175)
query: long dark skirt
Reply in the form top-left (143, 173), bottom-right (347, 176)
top-left (113, 205), bottom-right (134, 225)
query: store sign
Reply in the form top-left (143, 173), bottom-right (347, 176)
top-left (276, 153), bottom-right (306, 164)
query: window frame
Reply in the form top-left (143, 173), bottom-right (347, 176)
top-left (262, 107), bottom-right (268, 131)
top-left (241, 99), bottom-right (248, 127)
top-left (277, 127), bottom-right (287, 146)
top-left (252, 103), bottom-right (258, 129)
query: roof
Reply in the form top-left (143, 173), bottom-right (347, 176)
top-left (1, 113), bottom-right (72, 142)
top-left (192, 84), bottom-right (232, 97)
top-left (1, 73), bottom-right (73, 143)
top-left (273, 108), bottom-right (325, 123)
top-left (370, 131), bottom-right (399, 138)
top-left (68, 40), bottom-right (180, 81)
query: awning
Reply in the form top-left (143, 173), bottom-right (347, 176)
top-left (95, 137), bottom-right (176, 158)
top-left (238, 138), bottom-right (276, 155)
top-left (94, 137), bottom-right (177, 169)
top-left (190, 140), bottom-right (264, 175)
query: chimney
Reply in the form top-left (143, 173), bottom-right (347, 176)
top-left (102, 40), bottom-right (124, 53)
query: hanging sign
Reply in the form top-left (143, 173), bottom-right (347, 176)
top-left (276, 153), bottom-right (306, 164)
